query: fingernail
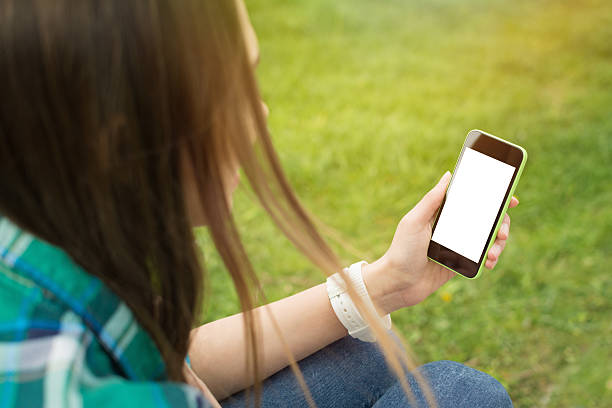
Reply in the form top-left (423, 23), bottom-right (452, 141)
top-left (440, 171), bottom-right (451, 183)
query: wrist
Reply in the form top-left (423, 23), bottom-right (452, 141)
top-left (362, 256), bottom-right (406, 315)
top-left (326, 262), bottom-right (391, 342)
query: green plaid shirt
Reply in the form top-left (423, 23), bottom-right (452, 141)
top-left (0, 216), bottom-right (209, 407)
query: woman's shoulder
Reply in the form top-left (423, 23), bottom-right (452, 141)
top-left (0, 217), bottom-right (210, 407)
top-left (0, 256), bottom-right (98, 406)
top-left (0, 217), bottom-right (162, 377)
top-left (0, 276), bottom-right (207, 407)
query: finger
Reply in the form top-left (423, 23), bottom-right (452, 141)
top-left (497, 214), bottom-right (511, 240)
top-left (413, 171), bottom-right (451, 223)
top-left (485, 259), bottom-right (497, 269)
top-left (487, 244), bottom-right (498, 261)
top-left (487, 240), bottom-right (506, 260)
top-left (509, 196), bottom-right (519, 208)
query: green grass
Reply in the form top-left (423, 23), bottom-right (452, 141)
top-left (197, 0), bottom-right (612, 406)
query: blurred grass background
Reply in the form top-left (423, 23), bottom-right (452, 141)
top-left (197, 0), bottom-right (612, 406)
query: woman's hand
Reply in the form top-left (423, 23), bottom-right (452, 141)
top-left (363, 171), bottom-right (519, 315)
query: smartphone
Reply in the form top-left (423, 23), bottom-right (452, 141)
top-left (427, 129), bottom-right (527, 279)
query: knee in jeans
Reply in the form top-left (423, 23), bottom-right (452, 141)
top-left (335, 336), bottom-right (396, 384)
top-left (342, 336), bottom-right (390, 372)
top-left (418, 360), bottom-right (513, 408)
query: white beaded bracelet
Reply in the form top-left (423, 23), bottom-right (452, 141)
top-left (326, 261), bottom-right (392, 342)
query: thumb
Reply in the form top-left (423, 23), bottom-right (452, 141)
top-left (412, 171), bottom-right (451, 223)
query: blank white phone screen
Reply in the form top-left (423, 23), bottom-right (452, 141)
top-left (432, 147), bottom-right (515, 262)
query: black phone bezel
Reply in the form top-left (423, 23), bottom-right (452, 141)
top-left (427, 130), bottom-right (525, 278)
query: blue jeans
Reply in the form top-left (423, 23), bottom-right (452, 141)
top-left (221, 336), bottom-right (513, 407)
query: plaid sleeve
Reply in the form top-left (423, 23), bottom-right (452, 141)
top-left (0, 219), bottom-right (214, 407)
top-left (1, 321), bottom-right (211, 408)
top-left (81, 378), bottom-right (210, 408)
top-left (0, 282), bottom-right (209, 408)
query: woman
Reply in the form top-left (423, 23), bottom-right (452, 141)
top-left (0, 0), bottom-right (516, 407)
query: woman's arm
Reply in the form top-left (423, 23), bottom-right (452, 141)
top-left (189, 173), bottom-right (518, 400)
top-left (188, 282), bottom-right (348, 400)
top-left (189, 284), bottom-right (347, 400)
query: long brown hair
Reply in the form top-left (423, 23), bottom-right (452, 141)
top-left (0, 0), bottom-right (431, 405)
